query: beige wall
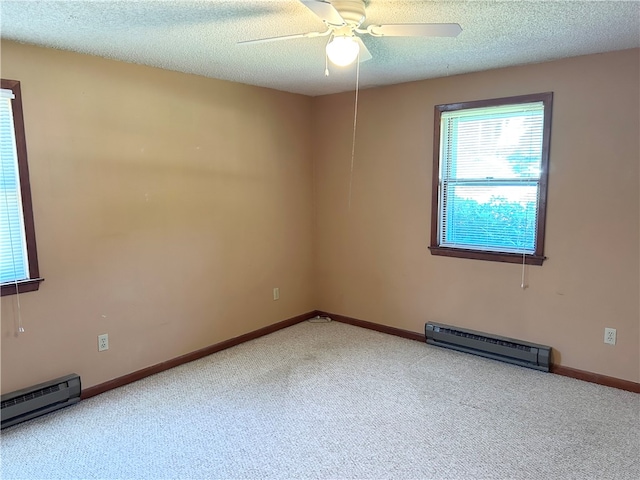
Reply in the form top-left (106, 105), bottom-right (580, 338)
top-left (1, 42), bottom-right (638, 393)
top-left (0, 41), bottom-right (315, 392)
top-left (313, 49), bottom-right (640, 383)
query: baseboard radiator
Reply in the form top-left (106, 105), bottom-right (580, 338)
top-left (425, 322), bottom-right (551, 372)
top-left (1, 374), bottom-right (81, 429)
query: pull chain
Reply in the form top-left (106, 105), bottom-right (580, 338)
top-left (348, 52), bottom-right (361, 210)
top-left (325, 51), bottom-right (329, 77)
top-left (2, 158), bottom-right (25, 333)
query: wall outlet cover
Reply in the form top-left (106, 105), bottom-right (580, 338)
top-left (604, 328), bottom-right (616, 345)
top-left (98, 333), bottom-right (109, 351)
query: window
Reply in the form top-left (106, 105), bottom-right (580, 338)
top-left (1, 79), bottom-right (42, 295)
top-left (429, 92), bottom-right (553, 265)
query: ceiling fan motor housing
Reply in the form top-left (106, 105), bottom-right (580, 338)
top-left (331, 0), bottom-right (367, 27)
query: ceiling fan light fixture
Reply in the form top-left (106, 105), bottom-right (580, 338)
top-left (326, 35), bottom-right (359, 66)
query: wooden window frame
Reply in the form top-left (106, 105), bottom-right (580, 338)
top-left (1, 79), bottom-right (43, 296)
top-left (429, 92), bottom-right (553, 266)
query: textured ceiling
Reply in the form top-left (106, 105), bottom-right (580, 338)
top-left (1, 0), bottom-right (639, 96)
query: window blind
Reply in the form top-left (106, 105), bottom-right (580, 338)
top-left (0, 88), bottom-right (29, 283)
top-left (438, 102), bottom-right (545, 253)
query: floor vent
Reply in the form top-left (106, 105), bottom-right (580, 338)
top-left (425, 322), bottom-right (551, 372)
top-left (1, 374), bottom-right (81, 429)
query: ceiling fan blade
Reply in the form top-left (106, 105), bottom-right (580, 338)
top-left (238, 31), bottom-right (324, 45)
top-left (300, 0), bottom-right (346, 26)
top-left (368, 23), bottom-right (462, 37)
top-left (355, 37), bottom-right (372, 62)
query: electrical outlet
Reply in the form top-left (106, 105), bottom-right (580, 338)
top-left (273, 287), bottom-right (280, 301)
top-left (98, 333), bottom-right (109, 351)
top-left (604, 328), bottom-right (616, 345)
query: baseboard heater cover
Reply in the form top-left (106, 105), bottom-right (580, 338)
top-left (1, 374), bottom-right (81, 429)
top-left (425, 322), bottom-right (551, 372)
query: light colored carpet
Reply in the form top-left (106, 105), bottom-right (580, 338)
top-left (1, 320), bottom-right (638, 480)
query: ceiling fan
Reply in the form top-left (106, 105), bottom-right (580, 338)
top-left (238, 0), bottom-right (462, 67)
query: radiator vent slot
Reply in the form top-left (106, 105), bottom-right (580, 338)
top-left (1, 374), bottom-right (81, 429)
top-left (1, 385), bottom-right (61, 410)
top-left (425, 322), bottom-right (551, 372)
top-left (437, 328), bottom-right (532, 352)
